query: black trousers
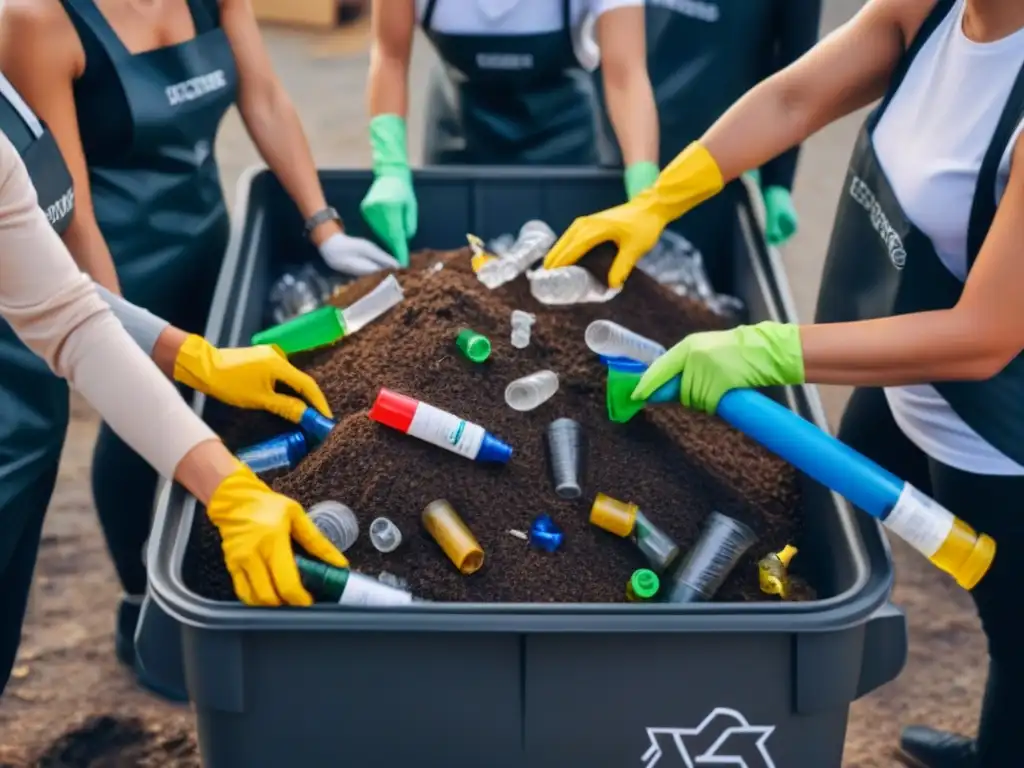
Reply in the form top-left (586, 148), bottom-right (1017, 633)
top-left (839, 388), bottom-right (1024, 762)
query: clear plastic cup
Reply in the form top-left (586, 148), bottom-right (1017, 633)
top-left (505, 370), bottom-right (559, 412)
top-left (340, 274), bottom-right (404, 335)
top-left (584, 320), bottom-right (666, 364)
top-left (308, 501), bottom-right (360, 553)
top-left (369, 517), bottom-right (403, 553)
top-left (666, 512), bottom-right (757, 603)
top-left (510, 310), bottom-right (537, 349)
top-left (527, 267), bottom-right (621, 306)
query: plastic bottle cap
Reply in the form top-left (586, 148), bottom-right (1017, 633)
top-left (368, 388), bottom-right (418, 433)
top-left (630, 569), bottom-right (660, 600)
top-left (455, 328), bottom-right (491, 363)
top-left (589, 493), bottom-right (638, 537)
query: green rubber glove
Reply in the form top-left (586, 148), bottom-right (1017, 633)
top-left (360, 114), bottom-right (417, 267)
top-left (631, 321), bottom-right (805, 415)
top-left (624, 161), bottom-right (660, 200)
top-left (763, 185), bottom-right (798, 246)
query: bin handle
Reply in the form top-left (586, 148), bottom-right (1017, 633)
top-left (855, 601), bottom-right (908, 700)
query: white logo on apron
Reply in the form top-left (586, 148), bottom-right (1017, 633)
top-left (45, 187), bottom-right (74, 226)
top-left (476, 52), bottom-right (533, 70)
top-left (647, 0), bottom-right (720, 23)
top-left (849, 175), bottom-right (907, 269)
top-left (165, 70), bottom-right (228, 107)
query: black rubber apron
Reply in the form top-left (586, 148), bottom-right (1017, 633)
top-left (596, 0), bottom-right (769, 291)
top-left (0, 74), bottom-right (76, 692)
top-left (61, 0), bottom-right (237, 595)
top-left (815, 0), bottom-right (1024, 466)
top-left (421, 0), bottom-right (599, 165)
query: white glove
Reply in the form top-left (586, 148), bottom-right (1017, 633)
top-left (318, 232), bottom-right (400, 276)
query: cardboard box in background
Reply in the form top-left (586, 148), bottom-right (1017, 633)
top-left (252, 0), bottom-right (367, 29)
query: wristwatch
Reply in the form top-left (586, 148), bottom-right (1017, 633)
top-left (303, 206), bottom-right (342, 239)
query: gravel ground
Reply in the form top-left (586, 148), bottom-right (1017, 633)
top-left (0, 4), bottom-right (990, 765)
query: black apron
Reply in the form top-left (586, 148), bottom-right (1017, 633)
top-left (60, 0), bottom-right (237, 597)
top-left (0, 73), bottom-right (75, 575)
top-left (595, 0), bottom-right (769, 291)
top-left (815, 0), bottom-right (1024, 466)
top-left (421, 0), bottom-right (600, 165)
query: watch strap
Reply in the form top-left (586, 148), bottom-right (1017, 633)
top-left (303, 206), bottom-right (341, 238)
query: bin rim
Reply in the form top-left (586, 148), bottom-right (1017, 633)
top-left (146, 164), bottom-right (896, 635)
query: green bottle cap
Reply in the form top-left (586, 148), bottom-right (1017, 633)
top-left (455, 328), bottom-right (491, 363)
top-left (252, 306), bottom-right (346, 355)
top-left (630, 568), bottom-right (660, 600)
top-left (606, 368), bottom-right (647, 423)
top-left (295, 554), bottom-right (350, 602)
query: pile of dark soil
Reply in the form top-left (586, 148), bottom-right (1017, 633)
top-left (185, 246), bottom-right (814, 603)
top-left (27, 716), bottom-right (198, 768)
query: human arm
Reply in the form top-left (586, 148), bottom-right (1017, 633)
top-left (0, 0), bottom-right (121, 292)
top-left (544, 0), bottom-right (935, 284)
top-left (220, 0), bottom-right (397, 274)
top-left (633, 134), bottom-right (1024, 413)
top-left (360, 0), bottom-right (418, 266)
top-left (594, 2), bottom-right (659, 199)
top-left (94, 283), bottom-right (332, 422)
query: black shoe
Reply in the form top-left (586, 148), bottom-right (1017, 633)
top-left (114, 594), bottom-right (143, 668)
top-left (896, 726), bottom-right (977, 768)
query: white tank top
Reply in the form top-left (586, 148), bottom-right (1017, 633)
top-left (873, 0), bottom-right (1024, 476)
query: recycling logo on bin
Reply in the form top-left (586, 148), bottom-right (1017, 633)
top-left (641, 707), bottom-right (776, 768)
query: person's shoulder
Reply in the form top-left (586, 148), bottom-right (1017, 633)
top-left (0, 0), bottom-right (82, 71)
top-left (873, 0), bottom-right (946, 47)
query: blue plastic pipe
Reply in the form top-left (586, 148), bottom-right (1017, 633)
top-left (606, 357), bottom-right (904, 521)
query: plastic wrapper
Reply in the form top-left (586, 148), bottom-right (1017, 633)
top-left (636, 230), bottom-right (744, 317)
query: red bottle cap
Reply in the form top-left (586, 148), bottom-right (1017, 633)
top-left (368, 388), bottom-right (418, 433)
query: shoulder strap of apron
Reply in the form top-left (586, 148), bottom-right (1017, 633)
top-left (62, 0), bottom-right (133, 60)
top-left (422, 0), bottom-right (439, 30)
top-left (561, 0), bottom-right (574, 52)
top-left (869, 0), bottom-right (956, 129)
top-left (0, 73), bottom-right (43, 140)
top-left (965, 60), bottom-right (1024, 267)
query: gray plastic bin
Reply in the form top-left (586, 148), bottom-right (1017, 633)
top-left (141, 167), bottom-right (907, 768)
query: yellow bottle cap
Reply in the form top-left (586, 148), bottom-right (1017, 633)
top-left (422, 499), bottom-right (485, 575)
top-left (955, 533), bottom-right (996, 591)
top-left (590, 493), bottom-right (638, 538)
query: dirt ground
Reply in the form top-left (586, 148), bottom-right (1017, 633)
top-left (0, 6), bottom-right (991, 766)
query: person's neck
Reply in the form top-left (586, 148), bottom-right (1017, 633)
top-left (963, 0), bottom-right (1024, 43)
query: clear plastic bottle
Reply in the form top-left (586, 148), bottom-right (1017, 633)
top-left (268, 271), bottom-right (321, 325)
top-left (505, 370), bottom-right (559, 412)
top-left (340, 274), bottom-right (404, 335)
top-left (510, 310), bottom-right (536, 349)
top-left (369, 517), bottom-right (403, 553)
top-left (527, 266), bottom-right (621, 306)
top-left (504, 220), bottom-right (556, 273)
top-left (378, 571), bottom-right (410, 591)
top-left (584, 320), bottom-right (666, 364)
top-left (307, 501), bottom-right (359, 553)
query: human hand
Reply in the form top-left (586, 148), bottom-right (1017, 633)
top-left (360, 114), bottom-right (417, 267)
top-left (631, 321), bottom-right (805, 414)
top-left (207, 463), bottom-right (348, 607)
top-left (763, 186), bottom-right (799, 246)
top-left (318, 231), bottom-right (400, 276)
top-left (173, 335), bottom-right (332, 422)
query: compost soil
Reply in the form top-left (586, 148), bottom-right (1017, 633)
top-left (185, 247), bottom-right (814, 604)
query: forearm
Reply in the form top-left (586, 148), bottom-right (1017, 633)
top-left (603, 68), bottom-right (659, 167)
top-left (800, 310), bottom-right (1007, 387)
top-left (173, 439), bottom-right (241, 505)
top-left (93, 283), bottom-right (171, 358)
top-left (240, 87), bottom-right (338, 245)
top-left (367, 47), bottom-right (410, 119)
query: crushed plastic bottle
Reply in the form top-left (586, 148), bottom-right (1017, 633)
top-left (308, 501), bottom-right (360, 553)
top-left (378, 571), bottom-right (410, 591)
top-left (510, 310), bottom-right (536, 349)
top-left (505, 370), bottom-right (559, 412)
top-left (268, 265), bottom-right (332, 325)
top-left (340, 274), bottom-right (404, 335)
top-left (636, 230), bottom-right (744, 317)
top-left (527, 266), bottom-right (621, 306)
top-left (758, 544), bottom-right (799, 598)
top-left (488, 233), bottom-right (516, 257)
top-left (369, 517), bottom-right (403, 553)
top-left (584, 320), bottom-right (666, 364)
top-left (476, 221), bottom-right (556, 289)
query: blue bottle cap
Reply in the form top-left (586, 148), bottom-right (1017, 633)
top-left (283, 430), bottom-right (310, 464)
top-left (598, 354), bottom-right (642, 369)
top-left (300, 407), bottom-right (337, 443)
top-left (529, 514), bottom-right (563, 552)
top-left (477, 432), bottom-right (513, 463)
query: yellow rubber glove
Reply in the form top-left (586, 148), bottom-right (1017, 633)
top-left (173, 335), bottom-right (332, 423)
top-left (543, 143), bottom-right (725, 288)
top-left (207, 463), bottom-right (349, 607)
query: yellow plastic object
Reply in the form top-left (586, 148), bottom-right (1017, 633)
top-left (466, 233), bottom-right (498, 273)
top-left (758, 544), bottom-right (799, 598)
top-left (422, 499), bottom-right (485, 575)
top-left (590, 492), bottom-right (638, 537)
top-left (206, 463), bottom-right (348, 607)
top-left (173, 334), bottom-right (332, 423)
top-left (930, 519), bottom-right (995, 591)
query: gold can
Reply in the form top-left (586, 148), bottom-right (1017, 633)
top-left (422, 500), bottom-right (485, 575)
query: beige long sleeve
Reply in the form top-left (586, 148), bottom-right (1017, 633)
top-left (0, 131), bottom-right (216, 479)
